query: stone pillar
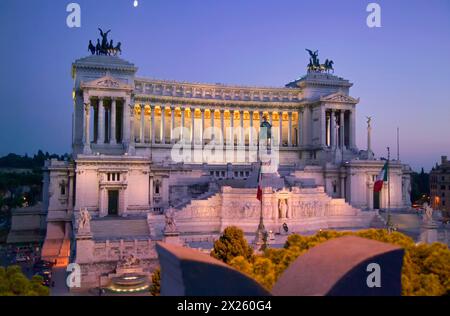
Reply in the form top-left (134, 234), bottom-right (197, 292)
top-left (200, 108), bottom-right (205, 145)
top-left (151, 105), bottom-right (156, 145)
top-left (240, 111), bottom-right (244, 146)
top-left (171, 106), bottom-right (175, 144)
top-left (350, 109), bottom-right (356, 149)
top-left (330, 109), bottom-right (335, 148)
top-left (191, 108), bottom-right (195, 144)
top-left (320, 106), bottom-right (326, 147)
top-left (288, 112), bottom-right (292, 147)
top-left (161, 106), bottom-right (166, 144)
top-left (83, 101), bottom-right (91, 153)
top-left (126, 100), bottom-right (135, 154)
top-left (210, 109), bottom-right (215, 144)
top-left (279, 112), bottom-right (283, 146)
top-left (111, 98), bottom-right (117, 144)
top-left (180, 107), bottom-right (185, 143)
top-left (249, 111), bottom-right (254, 147)
top-left (340, 111), bottom-right (345, 149)
top-left (98, 98), bottom-right (105, 144)
top-left (140, 104), bottom-right (145, 144)
top-left (230, 110), bottom-right (234, 145)
top-left (220, 110), bottom-right (225, 145)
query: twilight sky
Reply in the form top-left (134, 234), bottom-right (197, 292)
top-left (0, 0), bottom-right (449, 171)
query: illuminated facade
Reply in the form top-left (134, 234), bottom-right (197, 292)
top-left (41, 55), bottom-right (412, 288)
top-left (430, 156), bottom-right (450, 213)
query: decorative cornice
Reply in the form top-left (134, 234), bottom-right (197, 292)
top-left (319, 92), bottom-right (359, 104)
top-left (81, 75), bottom-right (133, 92)
top-left (134, 94), bottom-right (308, 109)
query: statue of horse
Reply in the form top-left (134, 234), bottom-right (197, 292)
top-left (324, 59), bottom-right (334, 73)
top-left (95, 39), bottom-right (101, 55)
top-left (88, 40), bottom-right (96, 55)
top-left (114, 42), bottom-right (122, 56)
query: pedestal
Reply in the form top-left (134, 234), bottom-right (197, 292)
top-left (164, 232), bottom-right (184, 246)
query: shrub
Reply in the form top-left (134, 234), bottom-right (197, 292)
top-left (150, 268), bottom-right (161, 296)
top-left (0, 265), bottom-right (49, 296)
top-left (221, 228), bottom-right (450, 296)
top-left (211, 226), bottom-right (253, 264)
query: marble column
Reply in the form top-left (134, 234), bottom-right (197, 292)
top-left (123, 98), bottom-right (131, 146)
top-left (180, 107), bottom-right (185, 142)
top-left (220, 110), bottom-right (225, 145)
top-left (151, 105), bottom-right (155, 145)
top-left (140, 104), bottom-right (145, 144)
top-left (340, 175), bottom-right (346, 199)
top-left (350, 109), bottom-right (356, 149)
top-left (83, 102), bottom-right (91, 148)
top-left (98, 98), bottom-right (105, 144)
top-left (320, 106), bottom-right (326, 147)
top-left (171, 106), bottom-right (175, 144)
top-left (330, 109), bottom-right (335, 148)
top-left (191, 108), bottom-right (195, 144)
top-left (279, 112), bottom-right (282, 146)
top-left (200, 109), bottom-right (205, 145)
top-left (288, 112), bottom-right (292, 147)
top-left (230, 110), bottom-right (234, 145)
top-left (249, 111), bottom-right (254, 146)
top-left (240, 111), bottom-right (244, 145)
top-left (111, 98), bottom-right (117, 144)
top-left (340, 111), bottom-right (345, 149)
top-left (161, 107), bottom-right (166, 144)
top-left (210, 109), bottom-right (215, 144)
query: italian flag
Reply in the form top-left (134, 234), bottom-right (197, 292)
top-left (374, 161), bottom-right (388, 192)
top-left (256, 164), bottom-right (263, 201)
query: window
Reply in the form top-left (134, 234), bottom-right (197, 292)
top-left (60, 184), bottom-right (66, 196)
top-left (107, 173), bottom-right (121, 182)
top-left (441, 185), bottom-right (446, 190)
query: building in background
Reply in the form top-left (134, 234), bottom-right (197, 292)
top-left (430, 156), bottom-right (450, 213)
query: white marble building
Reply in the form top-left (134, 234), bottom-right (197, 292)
top-left (41, 54), bottom-right (412, 288)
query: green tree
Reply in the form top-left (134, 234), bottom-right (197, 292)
top-left (0, 265), bottom-right (49, 296)
top-left (211, 226), bottom-right (253, 264)
top-left (149, 268), bottom-right (161, 296)
top-left (222, 228), bottom-right (450, 295)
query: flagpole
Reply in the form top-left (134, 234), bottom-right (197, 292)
top-left (387, 146), bottom-right (392, 233)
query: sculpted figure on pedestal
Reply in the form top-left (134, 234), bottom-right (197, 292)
top-left (77, 208), bottom-right (91, 233)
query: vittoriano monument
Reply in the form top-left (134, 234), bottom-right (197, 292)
top-left (40, 31), bottom-right (413, 289)
top-left (88, 28), bottom-right (122, 56)
top-left (306, 49), bottom-right (334, 73)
